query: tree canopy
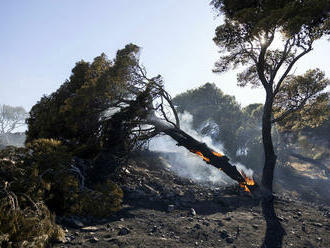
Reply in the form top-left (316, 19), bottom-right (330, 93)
top-left (26, 44), bottom-right (178, 157)
top-left (173, 83), bottom-right (244, 159)
top-left (0, 105), bottom-right (26, 134)
top-left (210, 0), bottom-right (330, 192)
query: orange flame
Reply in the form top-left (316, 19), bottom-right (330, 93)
top-left (193, 151), bottom-right (210, 162)
top-left (239, 171), bottom-right (255, 193)
top-left (212, 151), bottom-right (224, 157)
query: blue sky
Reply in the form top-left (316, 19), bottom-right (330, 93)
top-left (1, 0), bottom-right (330, 111)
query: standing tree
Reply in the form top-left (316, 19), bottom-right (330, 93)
top-left (0, 104), bottom-right (26, 134)
top-left (210, 0), bottom-right (330, 193)
top-left (0, 104), bottom-right (27, 145)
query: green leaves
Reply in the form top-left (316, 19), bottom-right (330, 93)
top-left (26, 44), bottom-right (143, 157)
top-left (273, 69), bottom-right (330, 130)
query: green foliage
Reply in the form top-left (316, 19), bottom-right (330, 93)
top-left (211, 0), bottom-right (330, 190)
top-left (273, 69), bottom-right (330, 131)
top-left (0, 144), bottom-right (65, 247)
top-left (0, 139), bottom-right (123, 246)
top-left (173, 83), bottom-right (244, 159)
top-left (26, 44), bottom-right (141, 157)
top-left (211, 0), bottom-right (330, 37)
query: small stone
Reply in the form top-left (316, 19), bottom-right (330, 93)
top-left (218, 221), bottom-right (224, 227)
top-left (312, 223), bottom-right (323, 227)
top-left (118, 227), bottom-right (130, 235)
top-left (224, 217), bottom-right (231, 221)
top-left (226, 237), bottom-right (234, 243)
top-left (194, 224), bottom-right (201, 229)
top-left (202, 221), bottom-right (210, 226)
top-left (120, 218), bottom-right (125, 221)
top-left (190, 208), bottom-right (196, 216)
top-left (252, 224), bottom-right (258, 229)
top-left (168, 205), bottom-right (175, 212)
top-left (89, 237), bottom-right (99, 243)
top-left (220, 230), bottom-right (229, 239)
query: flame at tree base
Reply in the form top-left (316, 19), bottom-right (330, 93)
top-left (239, 171), bottom-right (255, 193)
top-left (191, 149), bottom-right (256, 193)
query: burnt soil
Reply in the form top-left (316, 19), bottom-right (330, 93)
top-left (54, 152), bottom-right (330, 248)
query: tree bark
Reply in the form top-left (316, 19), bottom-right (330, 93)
top-left (261, 92), bottom-right (277, 193)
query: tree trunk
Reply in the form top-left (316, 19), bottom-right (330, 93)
top-left (261, 92), bottom-right (277, 193)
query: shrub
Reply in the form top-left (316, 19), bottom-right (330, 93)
top-left (0, 139), bottom-right (123, 246)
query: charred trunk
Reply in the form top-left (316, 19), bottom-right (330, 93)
top-left (261, 93), bottom-right (277, 193)
top-left (160, 127), bottom-right (254, 188)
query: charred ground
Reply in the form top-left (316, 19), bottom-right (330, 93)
top-left (53, 151), bottom-right (330, 248)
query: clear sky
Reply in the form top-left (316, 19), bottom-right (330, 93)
top-left (1, 0), bottom-right (330, 111)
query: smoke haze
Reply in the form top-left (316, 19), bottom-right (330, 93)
top-left (149, 111), bottom-right (253, 186)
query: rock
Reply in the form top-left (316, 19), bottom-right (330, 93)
top-left (226, 237), bottom-right (234, 243)
top-left (252, 224), bottom-right (258, 229)
top-left (118, 227), bottom-right (130, 235)
top-left (151, 226), bottom-right (158, 233)
top-left (220, 230), bottom-right (229, 239)
top-left (218, 220), bottom-right (224, 227)
top-left (89, 237), bottom-right (99, 243)
top-left (194, 224), bottom-right (201, 229)
top-left (202, 221), bottom-right (210, 226)
top-left (190, 208), bottom-right (196, 216)
top-left (312, 223), bottom-right (323, 227)
top-left (224, 216), bottom-right (231, 221)
top-left (168, 205), bottom-right (175, 212)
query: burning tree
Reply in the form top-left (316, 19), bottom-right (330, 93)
top-left (26, 44), bottom-right (255, 192)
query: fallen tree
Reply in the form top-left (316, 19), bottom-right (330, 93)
top-left (26, 44), bottom-right (256, 193)
top-left (101, 75), bottom-right (256, 192)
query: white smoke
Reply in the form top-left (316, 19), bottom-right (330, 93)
top-left (149, 111), bottom-right (253, 186)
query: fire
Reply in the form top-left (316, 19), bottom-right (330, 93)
top-left (193, 151), bottom-right (210, 162)
top-left (212, 151), bottom-right (224, 157)
top-left (193, 150), bottom-right (224, 163)
top-left (239, 170), bottom-right (255, 193)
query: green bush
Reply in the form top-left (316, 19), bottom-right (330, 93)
top-left (0, 139), bottom-right (123, 247)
